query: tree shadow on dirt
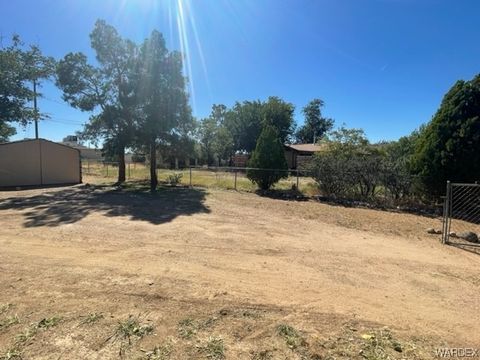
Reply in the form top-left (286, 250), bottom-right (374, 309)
top-left (448, 241), bottom-right (480, 256)
top-left (254, 188), bottom-right (309, 202)
top-left (0, 183), bottom-right (210, 227)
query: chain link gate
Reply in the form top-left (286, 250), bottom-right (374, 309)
top-left (442, 181), bottom-right (480, 250)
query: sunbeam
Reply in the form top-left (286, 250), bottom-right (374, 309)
top-left (175, 0), bottom-right (196, 112)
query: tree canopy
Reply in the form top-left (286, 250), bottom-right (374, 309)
top-left (56, 20), bottom-right (139, 183)
top-left (295, 98), bottom-right (334, 144)
top-left (136, 29), bottom-right (192, 190)
top-left (413, 74), bottom-right (480, 195)
top-left (0, 35), bottom-right (54, 141)
top-left (198, 104), bottom-right (233, 165)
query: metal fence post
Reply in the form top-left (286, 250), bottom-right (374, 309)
top-left (128, 163), bottom-right (131, 179)
top-left (442, 181), bottom-right (451, 244)
top-left (296, 170), bottom-right (299, 189)
top-left (234, 170), bottom-right (237, 190)
top-left (189, 166), bottom-right (192, 187)
top-left (106, 163), bottom-right (109, 177)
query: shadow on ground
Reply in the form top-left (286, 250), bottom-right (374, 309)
top-left (0, 182), bottom-right (210, 227)
top-left (254, 188), bottom-right (309, 202)
top-left (448, 241), bottom-right (480, 256)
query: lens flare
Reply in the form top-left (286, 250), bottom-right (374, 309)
top-left (110, 0), bottom-right (221, 113)
top-left (174, 0), bottom-right (211, 113)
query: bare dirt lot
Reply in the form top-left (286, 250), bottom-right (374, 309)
top-left (0, 184), bottom-right (479, 359)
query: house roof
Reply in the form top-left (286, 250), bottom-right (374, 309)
top-left (284, 143), bottom-right (325, 153)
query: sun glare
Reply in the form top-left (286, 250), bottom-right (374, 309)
top-left (114, 0), bottom-right (212, 112)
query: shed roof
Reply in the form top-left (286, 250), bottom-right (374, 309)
top-left (0, 138), bottom-right (80, 154)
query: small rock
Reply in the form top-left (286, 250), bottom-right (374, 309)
top-left (449, 231), bottom-right (457, 238)
top-left (219, 309), bottom-right (229, 316)
top-left (458, 231), bottom-right (479, 243)
top-left (393, 342), bottom-right (403, 352)
top-left (427, 228), bottom-right (441, 235)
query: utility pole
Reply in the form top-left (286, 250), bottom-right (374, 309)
top-left (33, 79), bottom-right (39, 139)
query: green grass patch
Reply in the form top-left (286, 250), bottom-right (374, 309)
top-left (177, 316), bottom-right (219, 340)
top-left (0, 304), bottom-right (13, 316)
top-left (197, 336), bottom-right (225, 360)
top-left (177, 318), bottom-right (197, 339)
top-left (15, 316), bottom-right (61, 346)
top-left (0, 348), bottom-right (22, 360)
top-left (0, 315), bottom-right (19, 330)
top-left (79, 312), bottom-right (104, 325)
top-left (114, 315), bottom-right (154, 344)
top-left (141, 342), bottom-right (173, 360)
top-left (276, 324), bottom-right (306, 350)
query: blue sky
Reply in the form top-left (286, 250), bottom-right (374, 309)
top-left (2, 0), bottom-right (480, 144)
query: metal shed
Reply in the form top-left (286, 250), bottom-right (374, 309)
top-left (0, 138), bottom-right (81, 188)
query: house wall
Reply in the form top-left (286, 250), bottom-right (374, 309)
top-left (284, 149), bottom-right (316, 169)
top-left (284, 149), bottom-right (295, 169)
top-left (0, 139), bottom-right (81, 187)
top-left (296, 154), bottom-right (314, 169)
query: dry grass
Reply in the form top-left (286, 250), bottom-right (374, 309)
top-left (141, 342), bottom-right (173, 360)
top-left (196, 336), bottom-right (225, 360)
top-left (79, 312), bottom-right (104, 325)
top-left (81, 161), bottom-right (320, 195)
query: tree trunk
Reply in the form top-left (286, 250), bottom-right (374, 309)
top-left (150, 140), bottom-right (158, 192)
top-left (117, 145), bottom-right (126, 184)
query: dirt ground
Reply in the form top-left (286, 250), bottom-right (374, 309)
top-left (0, 184), bottom-right (479, 359)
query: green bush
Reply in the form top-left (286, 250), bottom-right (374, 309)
top-left (167, 173), bottom-right (183, 186)
top-left (247, 125), bottom-right (288, 190)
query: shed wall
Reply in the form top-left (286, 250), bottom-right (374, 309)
top-left (40, 141), bottom-right (80, 185)
top-left (0, 140), bottom-right (42, 187)
top-left (0, 139), bottom-right (80, 187)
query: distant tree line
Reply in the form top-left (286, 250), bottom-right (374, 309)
top-left (196, 96), bottom-right (334, 166)
top-left (1, 20), bottom-right (479, 197)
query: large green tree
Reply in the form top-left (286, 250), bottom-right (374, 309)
top-left (413, 74), bottom-right (480, 196)
top-left (223, 97), bottom-right (295, 153)
top-left (0, 35), bottom-right (54, 140)
top-left (137, 30), bottom-right (191, 191)
top-left (56, 20), bottom-right (138, 183)
top-left (247, 125), bottom-right (288, 190)
top-left (198, 104), bottom-right (233, 165)
top-left (263, 96), bottom-right (296, 143)
top-left (295, 98), bottom-right (334, 144)
top-left (224, 100), bottom-right (264, 153)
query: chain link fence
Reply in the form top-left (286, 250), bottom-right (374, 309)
top-left (81, 160), bottom-right (440, 212)
top-left (81, 161), bottom-right (318, 194)
top-left (442, 182), bottom-right (480, 253)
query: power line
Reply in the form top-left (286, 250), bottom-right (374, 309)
top-left (44, 118), bottom-right (85, 126)
top-left (42, 96), bottom-right (71, 107)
